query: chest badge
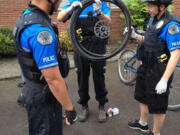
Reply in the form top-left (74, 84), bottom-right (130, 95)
top-left (156, 20), bottom-right (164, 29)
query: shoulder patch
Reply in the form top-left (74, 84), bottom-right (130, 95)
top-left (37, 31), bottom-right (53, 45)
top-left (168, 24), bottom-right (179, 35)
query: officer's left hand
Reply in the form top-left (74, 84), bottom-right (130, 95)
top-left (155, 78), bottom-right (168, 94)
top-left (123, 26), bottom-right (137, 39)
top-left (66, 1), bottom-right (82, 13)
top-left (65, 109), bottom-right (78, 125)
top-left (93, 0), bottom-right (102, 16)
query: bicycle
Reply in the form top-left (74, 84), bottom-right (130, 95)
top-left (117, 29), bottom-right (145, 85)
top-left (117, 48), bottom-right (141, 85)
top-left (168, 64), bottom-right (180, 111)
top-left (118, 49), bottom-right (180, 111)
top-left (69, 0), bottom-right (132, 60)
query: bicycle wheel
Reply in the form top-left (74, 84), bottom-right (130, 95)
top-left (176, 64), bottom-right (180, 68)
top-left (69, 0), bottom-right (132, 60)
top-left (117, 49), bottom-right (141, 85)
top-left (168, 63), bottom-right (180, 111)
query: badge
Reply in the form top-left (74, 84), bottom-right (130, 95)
top-left (168, 24), bottom-right (179, 35)
top-left (156, 20), bottom-right (164, 29)
top-left (37, 31), bottom-right (53, 45)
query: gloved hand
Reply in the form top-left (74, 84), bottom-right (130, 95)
top-left (93, 0), bottom-right (102, 16)
top-left (66, 1), bottom-right (82, 13)
top-left (123, 26), bottom-right (137, 39)
top-left (155, 78), bottom-right (168, 94)
top-left (65, 109), bottom-right (78, 125)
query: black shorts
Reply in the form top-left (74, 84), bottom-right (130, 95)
top-left (134, 62), bottom-right (172, 114)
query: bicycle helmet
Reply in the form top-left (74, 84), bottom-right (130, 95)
top-left (142, 0), bottom-right (173, 6)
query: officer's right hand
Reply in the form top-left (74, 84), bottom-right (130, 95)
top-left (123, 26), bottom-right (137, 39)
top-left (93, 0), bottom-right (102, 16)
top-left (67, 1), bottom-right (82, 13)
top-left (65, 108), bottom-right (78, 125)
top-left (155, 78), bottom-right (168, 94)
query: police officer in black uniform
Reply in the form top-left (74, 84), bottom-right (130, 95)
top-left (57, 0), bottom-right (111, 123)
top-left (125, 0), bottom-right (180, 135)
top-left (13, 0), bottom-right (77, 135)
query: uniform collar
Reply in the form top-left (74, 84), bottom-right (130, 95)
top-left (154, 10), bottom-right (169, 22)
top-left (27, 2), bottom-right (50, 22)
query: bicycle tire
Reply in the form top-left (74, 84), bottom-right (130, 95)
top-left (69, 0), bottom-right (132, 60)
top-left (168, 63), bottom-right (180, 111)
top-left (168, 105), bottom-right (180, 111)
top-left (117, 49), bottom-right (140, 85)
top-left (176, 64), bottom-right (180, 68)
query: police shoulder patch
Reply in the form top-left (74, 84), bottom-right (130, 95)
top-left (37, 31), bottom-right (53, 45)
top-left (168, 24), bottom-right (179, 35)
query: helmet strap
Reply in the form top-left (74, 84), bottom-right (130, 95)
top-left (155, 6), bottom-right (161, 19)
top-left (48, 0), bottom-right (58, 15)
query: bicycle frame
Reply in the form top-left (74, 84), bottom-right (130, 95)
top-left (123, 54), bottom-right (137, 73)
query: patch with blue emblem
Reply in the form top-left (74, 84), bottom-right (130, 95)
top-left (168, 24), bottom-right (179, 35)
top-left (37, 31), bottom-right (53, 45)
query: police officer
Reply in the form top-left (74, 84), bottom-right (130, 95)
top-left (57, 0), bottom-right (111, 123)
top-left (126, 0), bottom-right (180, 135)
top-left (13, 0), bottom-right (77, 135)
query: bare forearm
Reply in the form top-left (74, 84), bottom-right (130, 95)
top-left (98, 14), bottom-right (111, 22)
top-left (57, 10), bottom-right (70, 22)
top-left (48, 78), bottom-right (73, 111)
top-left (162, 49), bottom-right (180, 80)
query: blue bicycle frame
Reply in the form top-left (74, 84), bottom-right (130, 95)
top-left (123, 54), bottom-right (137, 73)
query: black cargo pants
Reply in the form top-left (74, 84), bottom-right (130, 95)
top-left (22, 82), bottom-right (62, 135)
